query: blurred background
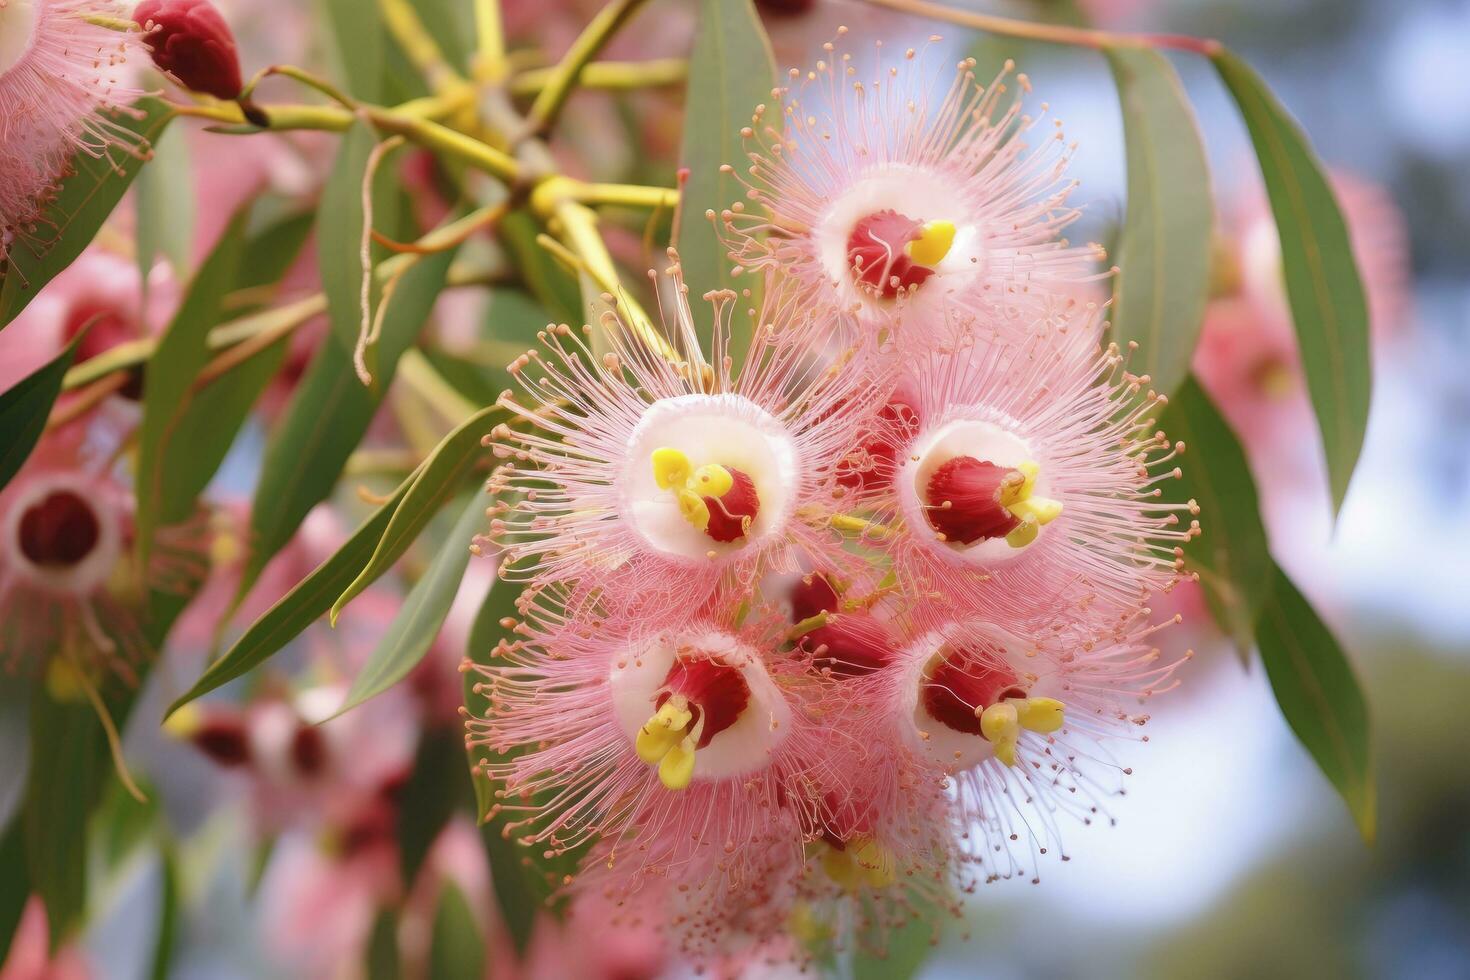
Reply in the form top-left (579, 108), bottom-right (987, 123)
top-left (3, 0), bottom-right (1466, 977)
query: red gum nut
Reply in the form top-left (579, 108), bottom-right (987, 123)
top-left (802, 613), bottom-right (896, 677)
top-left (656, 657), bottom-right (750, 749)
top-left (702, 467), bottom-right (760, 543)
top-left (134, 0), bottom-right (244, 100)
top-left (921, 651), bottom-right (1024, 736)
top-left (924, 456), bottom-right (1022, 545)
top-left (847, 210), bottom-right (935, 299)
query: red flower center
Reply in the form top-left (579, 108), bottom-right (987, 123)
top-left (701, 465), bottom-right (760, 543)
top-left (656, 656), bottom-right (751, 748)
top-left (921, 644), bottom-right (1025, 736)
top-left (923, 455), bottom-right (1023, 545)
top-left (847, 210), bottom-right (936, 298)
top-left (838, 398), bottom-right (921, 492)
top-left (18, 490), bottom-right (101, 569)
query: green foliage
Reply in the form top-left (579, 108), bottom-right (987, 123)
top-left (1213, 49), bottom-right (1373, 514)
top-left (1158, 376), bottom-right (1272, 657)
top-left (675, 0), bottom-right (775, 343)
top-left (430, 884), bottom-right (486, 978)
top-left (336, 493), bottom-right (484, 716)
top-left (1106, 46), bottom-right (1213, 398)
top-left (135, 210), bottom-right (250, 568)
top-left (0, 99), bottom-right (173, 331)
top-left (1257, 563), bottom-right (1376, 842)
top-left (134, 122), bottom-right (195, 285)
top-left (0, 330), bottom-right (89, 492)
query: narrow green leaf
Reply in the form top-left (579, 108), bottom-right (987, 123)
top-left (397, 728), bottom-right (473, 887)
top-left (0, 330), bottom-right (89, 492)
top-left (1106, 46), bottom-right (1213, 398)
top-left (1158, 376), bottom-right (1272, 657)
top-left (237, 249), bottom-right (453, 602)
top-left (234, 205), bottom-right (317, 300)
top-left (148, 846), bottom-right (180, 980)
top-left (136, 210), bottom-right (249, 568)
top-left (319, 124), bottom-right (404, 354)
top-left (1213, 49), bottom-right (1372, 514)
top-left (322, 0), bottom-right (385, 101)
top-left (24, 691), bottom-right (105, 945)
top-left (0, 820), bottom-right (27, 966)
top-left (165, 472), bottom-right (418, 718)
top-left (675, 0), bottom-right (775, 339)
top-left (0, 99), bottom-right (173, 331)
top-left (1257, 562), bottom-right (1375, 842)
top-left (336, 494), bottom-right (482, 715)
top-left (500, 210), bottom-right (581, 324)
top-left (852, 897), bottom-right (940, 980)
top-left (332, 405), bottom-right (498, 621)
top-left (365, 908), bottom-right (401, 980)
top-left (429, 884), bottom-right (485, 979)
top-left (134, 122), bottom-right (195, 283)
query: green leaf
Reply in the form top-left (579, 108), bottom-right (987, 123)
top-left (1158, 376), bottom-right (1272, 657)
top-left (1212, 49), bottom-right (1372, 514)
top-left (0, 820), bottom-right (27, 966)
top-left (335, 493), bottom-right (482, 715)
top-left (237, 248), bottom-right (453, 602)
top-left (429, 884), bottom-right (485, 979)
top-left (134, 122), bottom-right (195, 284)
top-left (319, 124), bottom-right (404, 355)
top-left (852, 898), bottom-right (940, 980)
top-left (1257, 562), bottom-right (1375, 842)
top-left (0, 330), bottom-right (89, 492)
top-left (397, 727), bottom-right (473, 887)
top-left (24, 690), bottom-right (105, 946)
top-left (1105, 46), bottom-right (1213, 398)
top-left (234, 204), bottom-right (317, 300)
top-left (332, 406), bottom-right (499, 622)
top-left (675, 0), bottom-right (775, 341)
top-left (165, 473), bottom-right (418, 718)
top-left (322, 0), bottom-right (385, 102)
top-left (500, 210), bottom-right (581, 324)
top-left (0, 99), bottom-right (173, 331)
top-left (148, 846), bottom-right (180, 980)
top-left (136, 210), bottom-right (249, 569)
top-left (365, 908), bottom-right (401, 980)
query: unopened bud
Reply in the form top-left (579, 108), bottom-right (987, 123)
top-left (134, 0), bottom-right (244, 101)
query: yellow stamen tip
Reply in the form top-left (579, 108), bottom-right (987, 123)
top-left (651, 447), bottom-right (692, 490)
top-left (690, 463), bottom-right (734, 497)
top-left (657, 739), bottom-right (696, 790)
top-left (980, 701), bottom-right (1020, 766)
top-left (45, 658), bottom-right (87, 704)
top-left (676, 488), bottom-right (711, 531)
top-left (163, 702), bottom-right (204, 739)
top-left (1015, 696), bottom-right (1065, 734)
top-left (905, 219), bottom-right (956, 266)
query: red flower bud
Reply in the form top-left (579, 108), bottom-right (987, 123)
top-left (134, 0), bottom-right (243, 101)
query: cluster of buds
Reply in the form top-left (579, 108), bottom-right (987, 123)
top-left (464, 33), bottom-right (1200, 959)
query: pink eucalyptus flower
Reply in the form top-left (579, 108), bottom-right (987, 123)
top-left (718, 33), bottom-right (1103, 338)
top-left (0, 897), bottom-right (93, 980)
top-left (0, 0), bottom-right (147, 261)
top-left (133, 0), bottom-right (243, 100)
top-left (483, 261), bottom-right (887, 624)
top-left (863, 316), bottom-right (1196, 625)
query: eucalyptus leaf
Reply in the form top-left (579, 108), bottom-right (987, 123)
top-left (0, 329), bottom-right (89, 492)
top-left (236, 248), bottom-right (454, 604)
top-left (335, 493), bottom-right (483, 716)
top-left (1257, 562), bottom-right (1375, 842)
top-left (0, 99), bottom-right (173, 331)
top-left (1213, 49), bottom-right (1372, 514)
top-left (134, 122), bottom-right (195, 285)
top-left (1158, 376), bottom-right (1271, 658)
top-left (1106, 46), bottom-right (1213, 398)
top-left (135, 210), bottom-right (249, 568)
top-left (675, 0), bottom-right (775, 342)
top-left (332, 405), bottom-right (499, 621)
top-left (429, 884), bottom-right (485, 979)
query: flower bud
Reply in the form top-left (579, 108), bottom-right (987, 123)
top-left (134, 0), bottom-right (243, 101)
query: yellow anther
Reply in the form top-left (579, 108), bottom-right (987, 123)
top-left (999, 459), bottom-right (1062, 548)
top-left (657, 738), bottom-right (696, 790)
top-left (45, 658), bottom-right (87, 704)
top-left (690, 463), bottom-right (734, 497)
top-left (675, 488), bottom-right (711, 531)
top-left (651, 447), bottom-right (692, 490)
top-left (1015, 696), bottom-right (1065, 734)
top-left (979, 701), bottom-right (1020, 767)
top-left (819, 836), bottom-right (895, 890)
top-left (905, 219), bottom-right (956, 266)
top-left (636, 699), bottom-right (698, 790)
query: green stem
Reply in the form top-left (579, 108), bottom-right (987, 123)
top-left (525, 0), bottom-right (650, 135)
top-left (859, 0), bottom-right (1223, 54)
top-left (474, 0), bottom-right (508, 82)
top-left (510, 58), bottom-right (687, 96)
